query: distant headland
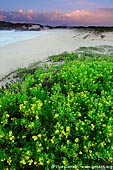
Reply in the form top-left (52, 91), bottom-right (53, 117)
top-left (1, 21), bottom-right (113, 32)
top-left (0, 21), bottom-right (45, 31)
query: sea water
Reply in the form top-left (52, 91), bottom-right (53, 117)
top-left (0, 30), bottom-right (49, 47)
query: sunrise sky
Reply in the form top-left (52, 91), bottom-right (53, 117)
top-left (0, 0), bottom-right (113, 26)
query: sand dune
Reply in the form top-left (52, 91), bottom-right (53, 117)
top-left (0, 29), bottom-right (113, 79)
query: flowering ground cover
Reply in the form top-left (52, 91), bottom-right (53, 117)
top-left (0, 53), bottom-right (113, 169)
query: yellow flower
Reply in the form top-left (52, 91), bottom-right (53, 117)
top-left (1, 158), bottom-right (5, 162)
top-left (79, 151), bottom-right (82, 155)
top-left (22, 136), bottom-right (26, 139)
top-left (39, 161), bottom-right (43, 165)
top-left (56, 122), bottom-right (61, 127)
top-left (108, 133), bottom-right (112, 137)
top-left (34, 161), bottom-right (37, 165)
top-left (55, 129), bottom-right (59, 134)
top-left (9, 131), bottom-right (13, 137)
top-left (108, 157), bottom-right (113, 162)
top-left (91, 124), bottom-right (95, 130)
top-left (75, 138), bottom-right (79, 143)
top-left (37, 149), bottom-right (41, 152)
top-left (28, 159), bottom-right (33, 165)
top-left (20, 159), bottom-right (26, 165)
top-left (38, 134), bottom-right (42, 138)
top-left (84, 146), bottom-right (88, 152)
top-left (0, 133), bottom-right (4, 138)
top-left (54, 114), bottom-right (59, 118)
top-left (31, 103), bottom-right (35, 108)
top-left (7, 157), bottom-right (12, 165)
top-left (47, 159), bottom-right (51, 164)
top-left (51, 138), bottom-right (54, 144)
top-left (11, 117), bottom-right (15, 120)
top-left (84, 136), bottom-right (88, 140)
top-left (91, 143), bottom-right (95, 147)
top-left (107, 139), bottom-right (110, 143)
top-left (80, 127), bottom-right (83, 131)
top-left (19, 104), bottom-right (25, 110)
top-left (67, 140), bottom-right (70, 144)
top-left (39, 157), bottom-right (43, 162)
top-left (61, 130), bottom-right (66, 136)
top-left (32, 136), bottom-right (38, 141)
top-left (36, 115), bottom-right (39, 120)
top-left (102, 124), bottom-right (106, 127)
top-left (9, 136), bottom-right (14, 141)
top-left (28, 122), bottom-right (35, 129)
top-left (38, 143), bottom-right (42, 147)
top-left (44, 138), bottom-right (47, 141)
top-left (23, 101), bottom-right (28, 104)
top-left (62, 160), bottom-right (68, 166)
top-left (89, 150), bottom-right (92, 153)
top-left (6, 114), bottom-right (10, 117)
top-left (32, 96), bottom-right (36, 100)
top-left (26, 151), bottom-right (30, 155)
top-left (37, 100), bottom-right (43, 109)
top-left (75, 127), bottom-right (78, 131)
top-left (66, 126), bottom-right (70, 132)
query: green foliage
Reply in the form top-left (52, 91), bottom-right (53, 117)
top-left (17, 66), bottom-right (40, 79)
top-left (83, 34), bottom-right (89, 39)
top-left (86, 27), bottom-right (113, 34)
top-left (79, 46), bottom-right (99, 51)
top-left (0, 56), bottom-right (113, 169)
top-left (48, 51), bottom-right (78, 62)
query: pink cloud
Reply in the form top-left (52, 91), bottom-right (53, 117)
top-left (0, 15), bottom-right (6, 20)
top-left (0, 8), bottom-right (113, 26)
top-left (65, 8), bottom-right (113, 25)
top-left (18, 9), bottom-right (25, 13)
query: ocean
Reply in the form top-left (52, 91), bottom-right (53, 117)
top-left (0, 30), bottom-right (48, 47)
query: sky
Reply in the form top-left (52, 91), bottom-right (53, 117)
top-left (0, 0), bottom-right (113, 26)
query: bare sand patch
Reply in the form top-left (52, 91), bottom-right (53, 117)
top-left (0, 29), bottom-right (113, 79)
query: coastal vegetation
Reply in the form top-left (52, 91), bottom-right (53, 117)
top-left (1, 21), bottom-right (113, 32)
top-left (0, 21), bottom-right (44, 31)
top-left (0, 52), bottom-right (113, 169)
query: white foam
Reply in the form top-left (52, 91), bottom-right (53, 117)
top-left (0, 30), bottom-right (48, 47)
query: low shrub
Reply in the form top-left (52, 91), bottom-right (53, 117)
top-left (48, 51), bottom-right (78, 62)
top-left (0, 57), bottom-right (113, 169)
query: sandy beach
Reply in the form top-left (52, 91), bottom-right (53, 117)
top-left (0, 29), bottom-right (113, 79)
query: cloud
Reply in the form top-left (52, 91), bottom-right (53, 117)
top-left (0, 15), bottom-right (6, 20)
top-left (65, 8), bottom-right (113, 25)
top-left (98, 8), bottom-right (113, 13)
top-left (18, 9), bottom-right (25, 13)
top-left (0, 8), bottom-right (113, 26)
